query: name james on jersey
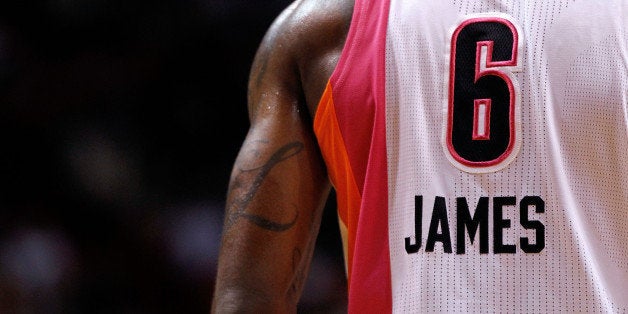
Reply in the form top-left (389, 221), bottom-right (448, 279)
top-left (404, 195), bottom-right (545, 255)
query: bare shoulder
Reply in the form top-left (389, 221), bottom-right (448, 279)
top-left (249, 0), bottom-right (354, 118)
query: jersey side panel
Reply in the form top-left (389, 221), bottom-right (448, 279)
top-left (318, 0), bottom-right (394, 312)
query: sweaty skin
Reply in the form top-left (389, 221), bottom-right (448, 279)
top-left (212, 0), bottom-right (353, 312)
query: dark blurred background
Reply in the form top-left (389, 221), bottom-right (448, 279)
top-left (0, 1), bottom-right (346, 313)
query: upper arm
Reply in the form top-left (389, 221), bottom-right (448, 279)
top-left (234, 0), bottom-right (353, 222)
top-left (213, 0), bottom-right (352, 312)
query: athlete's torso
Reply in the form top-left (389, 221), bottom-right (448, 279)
top-left (314, 0), bottom-right (628, 313)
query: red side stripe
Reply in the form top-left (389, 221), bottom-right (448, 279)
top-left (324, 0), bottom-right (392, 312)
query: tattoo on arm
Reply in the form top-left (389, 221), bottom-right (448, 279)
top-left (226, 141), bottom-right (304, 232)
top-left (289, 209), bottom-right (319, 299)
top-left (290, 248), bottom-right (304, 296)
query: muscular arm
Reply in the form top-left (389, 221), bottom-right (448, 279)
top-left (212, 0), bottom-right (352, 312)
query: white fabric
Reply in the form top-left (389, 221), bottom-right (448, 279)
top-left (385, 0), bottom-right (628, 312)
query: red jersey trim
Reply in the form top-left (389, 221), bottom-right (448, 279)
top-left (315, 0), bottom-right (393, 312)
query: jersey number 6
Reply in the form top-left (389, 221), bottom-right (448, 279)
top-left (444, 15), bottom-right (522, 173)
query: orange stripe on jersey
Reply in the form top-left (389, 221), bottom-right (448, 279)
top-left (313, 82), bottom-right (361, 283)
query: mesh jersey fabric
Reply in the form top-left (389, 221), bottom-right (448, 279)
top-left (313, 0), bottom-right (628, 313)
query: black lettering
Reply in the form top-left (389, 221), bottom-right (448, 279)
top-left (426, 197), bottom-right (452, 253)
top-left (493, 196), bottom-right (516, 253)
top-left (405, 195), bottom-right (423, 254)
top-left (520, 196), bottom-right (545, 253)
top-left (403, 194), bottom-right (546, 255)
top-left (456, 197), bottom-right (489, 254)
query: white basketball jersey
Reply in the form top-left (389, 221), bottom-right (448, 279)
top-left (314, 0), bottom-right (628, 312)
